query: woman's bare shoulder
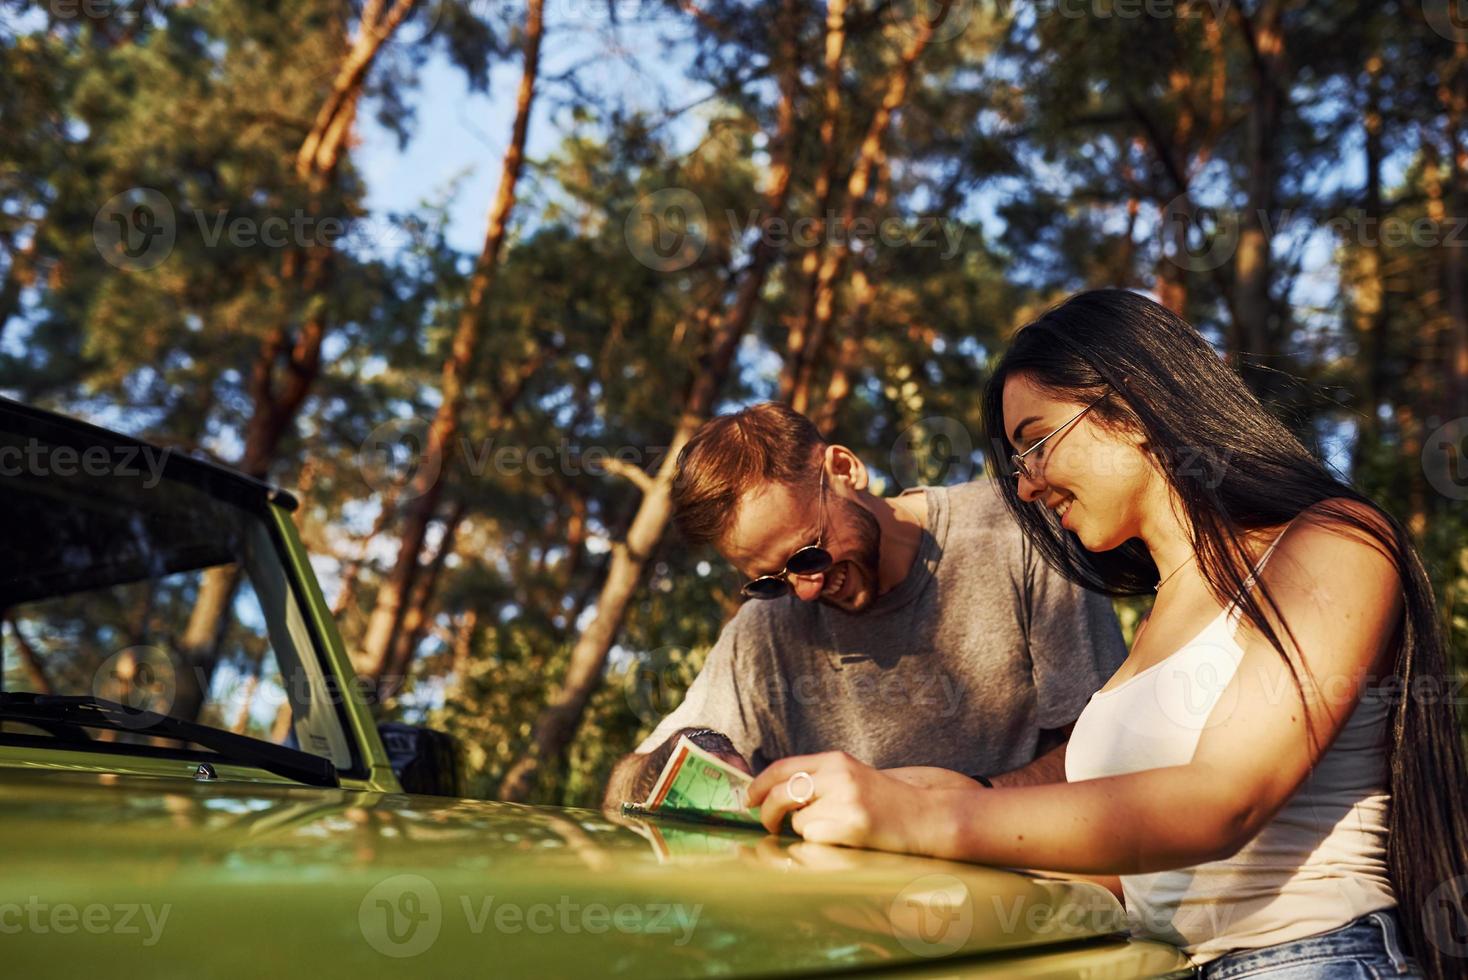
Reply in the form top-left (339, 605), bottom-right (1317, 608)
top-left (1269, 497), bottom-right (1402, 601)
top-left (1288, 497), bottom-right (1398, 561)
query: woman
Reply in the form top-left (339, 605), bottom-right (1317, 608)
top-left (746, 290), bottom-right (1468, 978)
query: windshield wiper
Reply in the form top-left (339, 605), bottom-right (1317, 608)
top-left (0, 692), bottom-right (339, 788)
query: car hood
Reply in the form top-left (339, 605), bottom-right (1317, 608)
top-left (3, 770), bottom-right (1144, 977)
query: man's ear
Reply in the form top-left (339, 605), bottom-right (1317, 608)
top-left (826, 444), bottom-right (868, 492)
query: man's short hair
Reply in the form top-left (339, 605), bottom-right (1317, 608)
top-left (672, 402), bottom-right (826, 549)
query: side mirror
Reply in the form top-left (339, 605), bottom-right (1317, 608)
top-left (377, 722), bottom-right (463, 797)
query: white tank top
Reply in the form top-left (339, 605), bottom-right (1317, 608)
top-left (1065, 523), bottom-right (1396, 964)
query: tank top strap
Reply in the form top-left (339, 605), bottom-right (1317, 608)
top-left (1223, 514), bottom-right (1303, 627)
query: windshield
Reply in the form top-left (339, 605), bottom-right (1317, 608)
top-left (0, 413), bottom-right (354, 776)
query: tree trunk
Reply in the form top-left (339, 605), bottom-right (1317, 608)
top-left (557, 486), bottom-right (589, 589)
top-left (5, 617), bottom-right (53, 695)
top-left (1351, 50), bottom-right (1388, 473)
top-left (497, 6), bottom-right (955, 798)
top-left (1146, 77), bottom-right (1192, 314)
top-left (355, 0), bottom-right (546, 687)
top-left (331, 492), bottom-right (399, 620)
top-left (1439, 42), bottom-right (1468, 420)
top-left (450, 608), bottom-right (480, 693)
top-left (779, 0), bottom-right (849, 402)
top-left (1129, 9), bottom-right (1225, 318)
top-left (170, 565), bottom-right (243, 723)
top-left (1156, 212), bottom-right (1189, 314)
top-left (502, 0), bottom-right (810, 798)
top-left (812, 149), bottom-right (892, 435)
top-left (173, 2), bottom-right (418, 718)
top-left (495, 397), bottom-right (743, 804)
top-left (1424, 134), bottom-right (1458, 428)
top-left (270, 701), bottom-right (293, 745)
top-left (239, 249), bottom-right (331, 480)
top-left (298, 0), bottom-right (419, 190)
top-left (230, 673), bottom-right (259, 734)
top-left (1228, 0), bottom-right (1286, 400)
top-left (812, 264), bottom-right (872, 437)
top-left (789, 1), bottom-right (951, 414)
top-left (495, 0), bottom-right (813, 803)
top-left (378, 498), bottom-right (468, 699)
top-left (242, 0), bottom-right (419, 480)
top-left (1395, 401), bottom-right (1430, 542)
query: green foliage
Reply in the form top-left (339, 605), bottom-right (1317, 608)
top-left (5, 0), bottom-right (1464, 802)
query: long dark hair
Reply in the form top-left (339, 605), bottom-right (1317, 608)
top-left (980, 288), bottom-right (1468, 978)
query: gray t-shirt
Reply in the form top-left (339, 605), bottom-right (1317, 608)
top-left (636, 479), bottom-right (1127, 777)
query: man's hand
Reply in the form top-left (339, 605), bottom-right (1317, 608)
top-left (602, 728), bottom-right (750, 810)
top-left (688, 733), bottom-right (752, 777)
top-left (881, 766), bottom-right (986, 792)
top-left (986, 728), bottom-right (1071, 788)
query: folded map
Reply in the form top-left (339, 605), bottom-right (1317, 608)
top-left (621, 735), bottom-right (765, 829)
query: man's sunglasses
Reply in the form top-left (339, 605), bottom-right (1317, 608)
top-left (740, 469), bottom-right (833, 600)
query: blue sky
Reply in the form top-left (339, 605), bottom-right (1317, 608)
top-left (7, 2), bottom-right (1388, 485)
top-left (356, 6), bottom-right (705, 254)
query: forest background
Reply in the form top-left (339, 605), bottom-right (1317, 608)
top-left (3, 0), bottom-right (1465, 805)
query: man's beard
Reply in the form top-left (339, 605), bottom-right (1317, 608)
top-left (821, 496), bottom-right (883, 612)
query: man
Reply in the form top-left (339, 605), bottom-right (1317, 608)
top-left (604, 402), bottom-right (1125, 808)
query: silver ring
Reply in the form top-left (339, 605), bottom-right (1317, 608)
top-left (786, 770), bottom-right (815, 806)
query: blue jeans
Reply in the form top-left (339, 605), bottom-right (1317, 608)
top-left (1199, 908), bottom-right (1422, 979)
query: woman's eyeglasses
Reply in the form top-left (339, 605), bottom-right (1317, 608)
top-left (741, 469), bottom-right (833, 599)
top-left (1010, 389), bottom-right (1111, 483)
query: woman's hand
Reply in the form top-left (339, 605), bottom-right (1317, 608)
top-left (746, 751), bottom-right (962, 855)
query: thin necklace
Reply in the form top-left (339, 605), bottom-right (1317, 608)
top-left (1154, 552), bottom-right (1197, 593)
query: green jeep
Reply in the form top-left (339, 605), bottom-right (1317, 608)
top-left (0, 396), bottom-right (1195, 978)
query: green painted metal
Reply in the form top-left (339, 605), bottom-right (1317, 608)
top-left (1, 413), bottom-right (1195, 977)
top-left (265, 502), bottom-right (401, 793)
top-left (0, 768), bottom-right (1194, 977)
